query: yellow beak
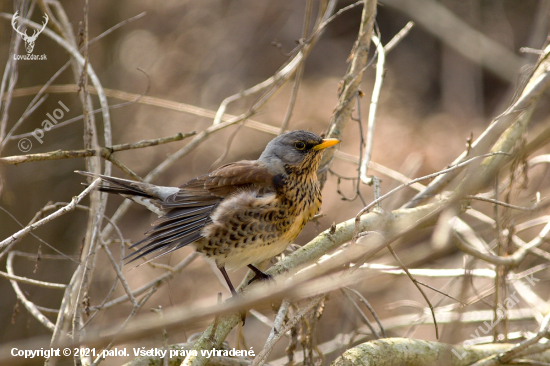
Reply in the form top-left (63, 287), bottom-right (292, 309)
top-left (312, 138), bottom-right (340, 151)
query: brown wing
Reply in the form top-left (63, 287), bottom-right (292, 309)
top-left (125, 160), bottom-right (275, 262)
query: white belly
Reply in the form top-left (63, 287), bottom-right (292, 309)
top-left (222, 237), bottom-right (290, 270)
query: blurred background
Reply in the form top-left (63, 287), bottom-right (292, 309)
top-left (1, 1), bottom-right (550, 365)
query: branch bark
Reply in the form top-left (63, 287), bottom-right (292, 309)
top-left (331, 338), bottom-right (550, 366)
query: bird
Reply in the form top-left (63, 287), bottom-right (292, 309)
top-left (77, 130), bottom-right (339, 296)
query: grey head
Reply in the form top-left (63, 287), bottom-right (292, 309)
top-left (258, 130), bottom-right (339, 175)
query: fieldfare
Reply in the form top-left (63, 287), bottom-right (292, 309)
top-left (77, 130), bottom-right (339, 295)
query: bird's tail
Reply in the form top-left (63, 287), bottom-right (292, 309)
top-left (76, 171), bottom-right (202, 263)
top-left (75, 171), bottom-right (179, 201)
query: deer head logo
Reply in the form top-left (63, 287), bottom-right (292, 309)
top-left (11, 11), bottom-right (48, 54)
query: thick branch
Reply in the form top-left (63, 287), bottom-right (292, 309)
top-left (331, 338), bottom-right (550, 366)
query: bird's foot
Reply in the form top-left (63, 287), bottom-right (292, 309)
top-left (219, 266), bottom-right (247, 325)
top-left (247, 264), bottom-right (274, 285)
top-left (248, 271), bottom-right (273, 285)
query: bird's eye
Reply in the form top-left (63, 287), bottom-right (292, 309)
top-left (294, 141), bottom-right (306, 150)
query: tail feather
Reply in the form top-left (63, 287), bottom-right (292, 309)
top-left (125, 231), bottom-right (202, 266)
top-left (125, 231), bottom-right (203, 263)
top-left (145, 207), bottom-right (213, 233)
top-left (75, 171), bottom-right (179, 200)
top-left (75, 170), bottom-right (207, 265)
top-left (81, 183), bottom-right (153, 198)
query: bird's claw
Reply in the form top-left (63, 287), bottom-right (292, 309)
top-left (248, 271), bottom-right (274, 285)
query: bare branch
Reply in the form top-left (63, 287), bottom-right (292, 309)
top-left (405, 42), bottom-right (550, 208)
top-left (360, 33), bottom-right (385, 184)
top-left (0, 132), bottom-right (195, 165)
top-left (7, 251), bottom-right (56, 331)
top-left (251, 296), bottom-right (324, 366)
top-left (0, 179), bottom-right (100, 250)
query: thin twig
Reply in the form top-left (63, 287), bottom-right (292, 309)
top-left (252, 296), bottom-right (324, 366)
top-left (264, 299), bottom-right (291, 350)
top-left (0, 269), bottom-right (66, 289)
top-left (8, 83), bottom-right (285, 137)
top-left (385, 244), bottom-right (439, 339)
top-left (452, 217), bottom-right (550, 267)
top-left (405, 41), bottom-right (550, 208)
top-left (279, 0), bottom-right (314, 134)
top-left (341, 289), bottom-right (380, 338)
top-left (469, 314), bottom-right (550, 365)
top-left (318, 0), bottom-right (377, 180)
top-left (344, 287), bottom-right (387, 337)
top-left (0, 179), bottom-right (100, 250)
top-left (7, 251), bottom-right (56, 331)
top-left (360, 33), bottom-right (385, 184)
top-left (353, 152), bottom-right (510, 247)
top-left (0, 4), bottom-right (26, 144)
top-left (466, 195), bottom-right (538, 212)
top-left (334, 94), bottom-right (366, 204)
top-left (2, 11), bottom-right (146, 147)
top-left (0, 205), bottom-right (79, 263)
top-left (90, 253), bottom-right (199, 311)
top-left (383, 21), bottom-right (414, 53)
top-left (100, 241), bottom-right (138, 308)
top-left (91, 287), bottom-right (157, 366)
top-left (0, 132), bottom-right (195, 165)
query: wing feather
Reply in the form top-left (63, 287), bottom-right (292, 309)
top-left (125, 161), bottom-right (275, 263)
